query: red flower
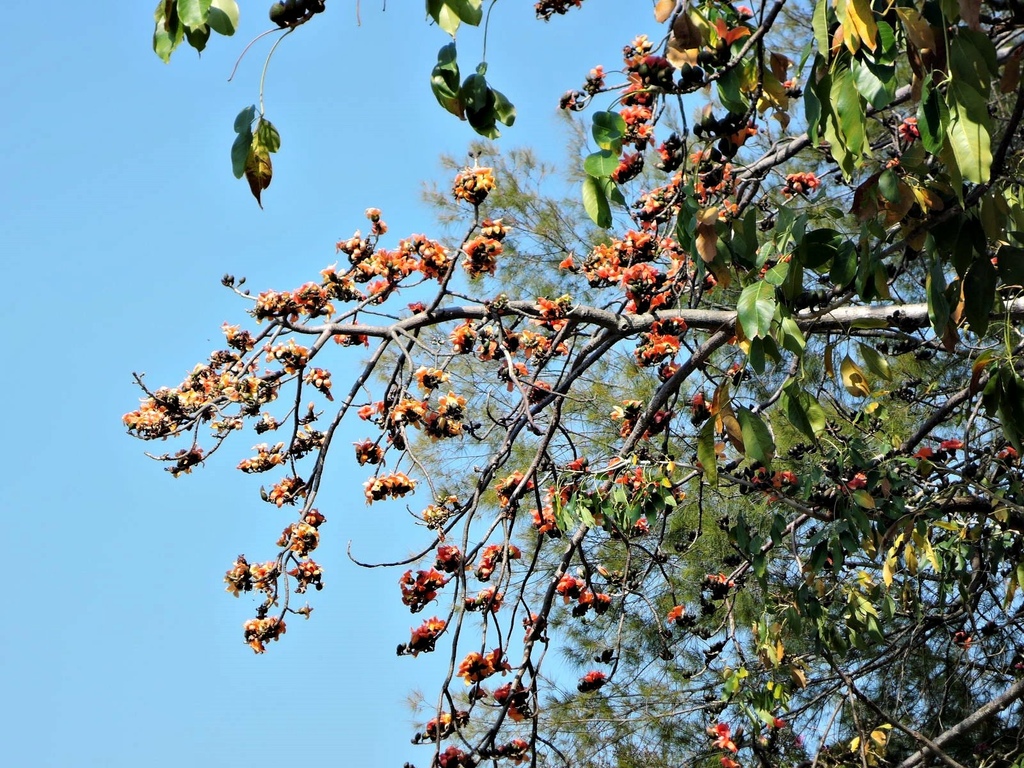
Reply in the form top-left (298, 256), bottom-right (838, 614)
top-left (577, 670), bottom-right (607, 692)
top-left (709, 722), bottom-right (738, 753)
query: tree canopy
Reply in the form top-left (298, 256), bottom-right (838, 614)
top-left (130, 1), bottom-right (1024, 766)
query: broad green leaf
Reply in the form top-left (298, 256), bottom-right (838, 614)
top-left (996, 245), bottom-right (1024, 287)
top-left (231, 106), bottom-right (256, 179)
top-left (491, 87), bottom-right (516, 127)
top-left (584, 150), bottom-right (619, 178)
top-left (431, 43), bottom-right (463, 117)
top-left (737, 281), bottom-right (776, 338)
top-left (234, 104), bottom-right (257, 133)
top-left (804, 64), bottom-right (824, 145)
top-left (830, 68), bottom-right (865, 160)
top-left (858, 343), bottom-right (892, 381)
top-left (851, 56), bottom-right (894, 110)
top-left (947, 80), bottom-right (992, 185)
top-left (921, 80), bottom-right (942, 155)
top-left (830, 240), bottom-right (857, 286)
top-left (178, 0), bottom-right (212, 29)
top-left (427, 0), bottom-right (483, 36)
top-left (231, 134), bottom-right (250, 179)
top-left (997, 369), bottom-right (1024, 453)
top-left (592, 111), bottom-right (626, 152)
top-left (153, 0), bottom-right (184, 63)
top-left (582, 176), bottom-right (611, 228)
top-left (812, 0), bottom-right (830, 54)
top-left (797, 228), bottom-right (840, 269)
top-left (208, 0), bottom-right (239, 35)
top-left (737, 406), bottom-right (775, 467)
top-left (877, 168), bottom-right (900, 203)
top-left (184, 23), bottom-right (210, 52)
top-left (963, 253), bottom-right (997, 335)
top-left (764, 258), bottom-right (791, 286)
top-left (601, 177), bottom-right (627, 208)
top-left (950, 30), bottom-right (997, 96)
top-left (256, 118), bottom-right (281, 153)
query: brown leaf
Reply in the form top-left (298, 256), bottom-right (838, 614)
top-left (654, 0), bottom-right (676, 24)
top-left (667, 11), bottom-right (703, 67)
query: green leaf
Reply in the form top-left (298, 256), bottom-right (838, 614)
top-left (601, 177), bottom-right (627, 208)
top-left (231, 132), bottom-right (252, 179)
top-left (427, 0), bottom-right (483, 36)
top-left (996, 245), bottom-right (1024, 287)
top-left (950, 31), bottom-right (994, 96)
top-left (851, 56), bottom-right (895, 110)
top-left (153, 1), bottom-right (184, 63)
top-left (231, 106), bottom-right (255, 179)
top-left (208, 0), bottom-right (239, 35)
top-left (858, 343), bottom-right (893, 381)
top-left (737, 281), bottom-right (777, 339)
top-left (592, 110), bottom-right (626, 152)
top-left (963, 253), bottom-right (997, 335)
top-left (737, 407), bottom-right (775, 467)
top-left (255, 118), bottom-right (281, 153)
top-left (431, 43), bottom-right (463, 117)
top-left (491, 87), bottom-right (516, 127)
top-left (877, 168), bottom-right (900, 203)
top-left (830, 240), bottom-right (857, 287)
top-left (184, 23), bottom-right (210, 52)
top-left (460, 72), bottom-right (489, 115)
top-left (947, 80), bottom-right (992, 185)
top-left (234, 105), bottom-right (257, 134)
top-left (927, 260), bottom-right (950, 336)
top-left (698, 418), bottom-right (719, 486)
top-left (830, 68), bottom-right (865, 160)
top-left (997, 369), bottom-right (1024, 453)
top-left (584, 150), bottom-right (620, 178)
top-left (178, 0), bottom-right (212, 29)
top-left (582, 176), bottom-right (611, 228)
top-left (797, 228), bottom-right (840, 269)
top-left (812, 0), bottom-right (830, 54)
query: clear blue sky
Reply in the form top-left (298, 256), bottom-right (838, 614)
top-left (0, 3), bottom-right (659, 765)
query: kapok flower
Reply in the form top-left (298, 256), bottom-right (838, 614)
top-left (709, 722), bottom-right (738, 753)
top-left (453, 166), bottom-right (496, 206)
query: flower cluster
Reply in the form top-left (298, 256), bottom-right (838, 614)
top-left (400, 568), bottom-right (449, 613)
top-left (288, 558), bottom-right (324, 593)
top-left (577, 670), bottom-right (607, 692)
top-left (458, 648), bottom-right (511, 683)
top-left (243, 616), bottom-right (286, 653)
top-left (782, 172), bottom-right (821, 197)
top-left (277, 521), bottom-right (320, 556)
top-left (465, 586), bottom-right (504, 613)
top-left (363, 471), bottom-right (417, 503)
top-left (398, 616), bottom-right (447, 657)
top-left (474, 544), bottom-right (522, 581)
top-left (492, 682), bottom-right (533, 722)
top-left (453, 166), bottom-right (496, 206)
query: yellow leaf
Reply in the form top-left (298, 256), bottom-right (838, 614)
top-left (841, 355), bottom-right (871, 397)
top-left (654, 0), bottom-right (676, 23)
top-left (882, 557), bottom-right (895, 588)
top-left (842, 0), bottom-right (879, 52)
top-left (824, 342), bottom-right (836, 380)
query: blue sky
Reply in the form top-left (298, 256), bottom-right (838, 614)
top-left (0, 3), bottom-right (660, 765)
